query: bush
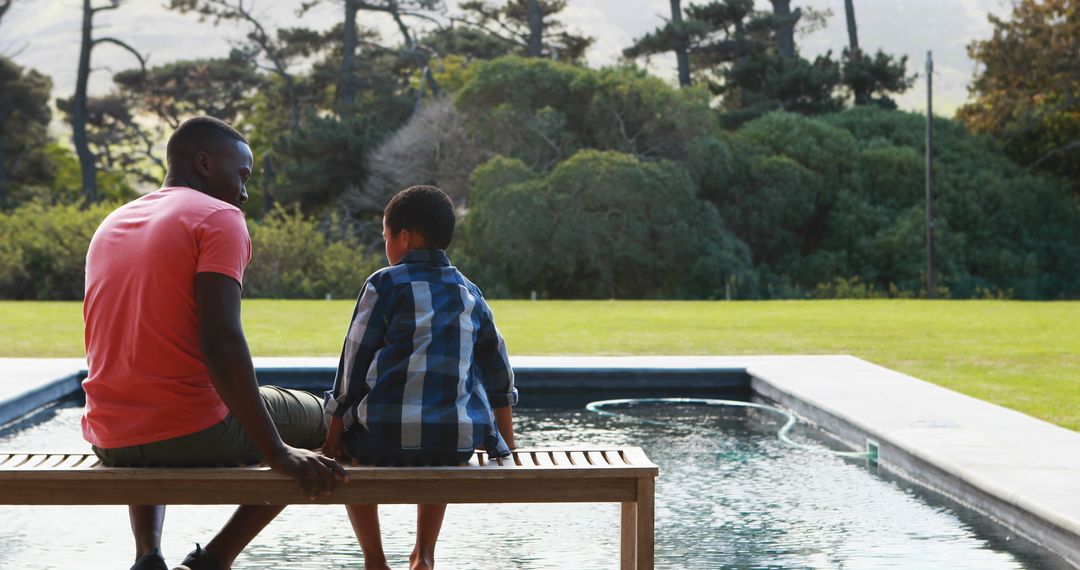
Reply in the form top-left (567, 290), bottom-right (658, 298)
top-left (462, 150), bottom-right (752, 298)
top-left (245, 206), bottom-right (382, 299)
top-left (0, 200), bottom-right (116, 299)
top-left (688, 107), bottom-right (1080, 299)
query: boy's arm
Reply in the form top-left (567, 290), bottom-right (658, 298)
top-left (324, 416), bottom-right (345, 460)
top-left (494, 406), bottom-right (515, 450)
top-left (195, 273), bottom-right (346, 498)
top-left (323, 280), bottom-right (388, 441)
top-left (474, 297), bottom-right (518, 450)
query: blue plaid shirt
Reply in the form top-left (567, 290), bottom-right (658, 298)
top-left (324, 249), bottom-right (518, 458)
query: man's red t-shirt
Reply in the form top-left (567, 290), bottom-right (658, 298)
top-left (82, 186), bottom-right (251, 449)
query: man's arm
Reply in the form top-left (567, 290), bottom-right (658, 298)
top-left (195, 272), bottom-right (347, 497)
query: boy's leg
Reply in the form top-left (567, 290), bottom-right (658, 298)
top-left (411, 504), bottom-right (448, 570)
top-left (347, 505), bottom-right (390, 570)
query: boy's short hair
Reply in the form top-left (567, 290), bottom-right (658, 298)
top-left (384, 185), bottom-right (456, 249)
top-left (166, 116), bottom-right (247, 166)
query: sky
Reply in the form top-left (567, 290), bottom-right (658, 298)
top-left (2, 0), bottom-right (1015, 120)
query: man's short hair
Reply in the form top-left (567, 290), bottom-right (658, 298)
top-left (384, 185), bottom-right (456, 249)
top-left (166, 116), bottom-right (247, 166)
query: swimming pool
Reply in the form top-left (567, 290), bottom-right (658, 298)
top-left (0, 393), bottom-right (1071, 569)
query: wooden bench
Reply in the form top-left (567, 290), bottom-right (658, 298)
top-left (0, 447), bottom-right (659, 569)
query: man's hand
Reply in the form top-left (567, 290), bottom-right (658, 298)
top-left (267, 444), bottom-right (348, 499)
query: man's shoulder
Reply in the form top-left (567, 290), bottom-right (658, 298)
top-left (106, 187), bottom-right (243, 226)
top-left (168, 187), bottom-right (244, 222)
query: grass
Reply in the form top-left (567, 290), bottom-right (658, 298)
top-left (2, 300), bottom-right (1078, 431)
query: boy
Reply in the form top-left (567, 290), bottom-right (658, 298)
top-left (323, 185), bottom-right (518, 570)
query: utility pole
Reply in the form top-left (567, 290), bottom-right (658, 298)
top-left (925, 51), bottom-right (936, 299)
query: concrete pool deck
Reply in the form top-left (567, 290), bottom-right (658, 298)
top-left (1, 355), bottom-right (1078, 567)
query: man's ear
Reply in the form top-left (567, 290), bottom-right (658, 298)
top-left (193, 150), bottom-right (211, 179)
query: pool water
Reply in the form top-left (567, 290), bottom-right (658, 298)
top-left (0, 397), bottom-right (1071, 569)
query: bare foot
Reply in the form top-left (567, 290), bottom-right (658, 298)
top-left (364, 556), bottom-right (391, 570)
top-left (409, 551), bottom-right (434, 570)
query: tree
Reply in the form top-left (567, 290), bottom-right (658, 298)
top-left (58, 91), bottom-right (164, 186)
top-left (957, 0), bottom-right (1080, 191)
top-left (463, 150), bottom-right (752, 298)
top-left (269, 114), bottom-right (386, 213)
top-left (0, 56), bottom-right (52, 207)
top-left (351, 96), bottom-right (484, 224)
top-left (69, 53), bottom-right (267, 186)
top-left (169, 0), bottom-right (322, 135)
top-left (456, 0), bottom-right (592, 63)
top-left (768, 0), bottom-right (799, 60)
top-left (112, 52), bottom-right (262, 129)
top-left (843, 0), bottom-right (858, 62)
top-left (417, 24), bottom-right (511, 61)
top-left (624, 0), bottom-right (842, 123)
top-left (71, 0), bottom-right (146, 202)
top-left (170, 0), bottom-right (338, 210)
top-left (839, 0), bottom-right (914, 108)
top-left (301, 0), bottom-right (443, 117)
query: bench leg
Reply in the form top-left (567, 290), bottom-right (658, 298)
top-left (621, 501), bottom-right (637, 570)
top-left (636, 478), bottom-right (655, 570)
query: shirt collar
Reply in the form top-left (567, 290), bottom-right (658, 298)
top-left (396, 248), bottom-right (451, 267)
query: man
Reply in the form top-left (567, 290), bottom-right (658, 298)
top-left (83, 116), bottom-right (346, 570)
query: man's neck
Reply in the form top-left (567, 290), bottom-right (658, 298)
top-left (162, 171), bottom-right (205, 193)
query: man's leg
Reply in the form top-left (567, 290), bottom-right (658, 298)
top-left (179, 386), bottom-right (330, 568)
top-left (182, 506), bottom-right (284, 569)
top-left (130, 505), bottom-right (166, 559)
top-left (410, 504), bottom-right (448, 570)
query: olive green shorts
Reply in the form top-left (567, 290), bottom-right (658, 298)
top-left (93, 386), bottom-right (328, 467)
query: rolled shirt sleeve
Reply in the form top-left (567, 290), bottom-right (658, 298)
top-left (474, 299), bottom-right (518, 408)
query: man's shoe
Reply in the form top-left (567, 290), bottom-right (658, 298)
top-left (172, 544), bottom-right (223, 570)
top-left (131, 550), bottom-right (168, 570)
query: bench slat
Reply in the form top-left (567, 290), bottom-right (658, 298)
top-left (533, 451), bottom-right (555, 468)
top-left (567, 451), bottom-right (589, 466)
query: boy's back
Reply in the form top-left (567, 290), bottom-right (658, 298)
top-left (326, 248), bottom-right (517, 458)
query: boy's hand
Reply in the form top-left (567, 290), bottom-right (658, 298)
top-left (324, 416), bottom-right (345, 461)
top-left (267, 444), bottom-right (348, 499)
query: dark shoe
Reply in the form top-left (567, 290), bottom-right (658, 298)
top-left (131, 550), bottom-right (168, 570)
top-left (172, 544), bottom-right (223, 570)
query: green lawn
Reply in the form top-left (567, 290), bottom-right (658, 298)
top-left (3, 300), bottom-right (1078, 431)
